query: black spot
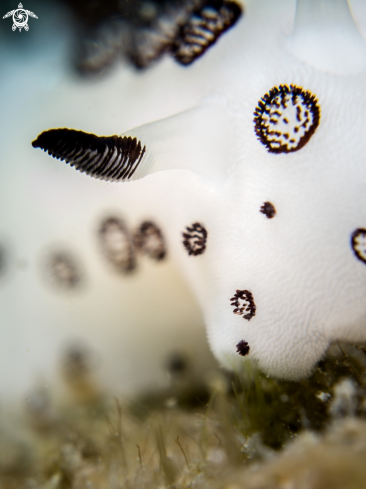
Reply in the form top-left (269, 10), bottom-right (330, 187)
top-left (61, 343), bottom-right (93, 380)
top-left (134, 221), bottom-right (166, 261)
top-left (46, 251), bottom-right (82, 289)
top-left (99, 217), bottom-right (136, 273)
top-left (254, 85), bottom-right (320, 154)
top-left (182, 222), bottom-right (207, 256)
top-left (32, 129), bottom-right (146, 182)
top-left (230, 289), bottom-right (256, 321)
top-left (173, 0), bottom-right (242, 65)
top-left (167, 352), bottom-right (188, 375)
top-left (236, 340), bottom-right (250, 356)
top-left (260, 202), bottom-right (276, 219)
top-left (351, 228), bottom-right (366, 264)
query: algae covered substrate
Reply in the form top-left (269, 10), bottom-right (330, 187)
top-left (0, 341), bottom-right (366, 488)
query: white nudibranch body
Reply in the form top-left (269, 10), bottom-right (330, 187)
top-left (31, 0), bottom-right (366, 380)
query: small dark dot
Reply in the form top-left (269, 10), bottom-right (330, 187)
top-left (134, 221), bottom-right (166, 261)
top-left (62, 344), bottom-right (92, 380)
top-left (260, 202), bottom-right (276, 219)
top-left (351, 228), bottom-right (366, 264)
top-left (236, 340), bottom-right (250, 356)
top-left (182, 222), bottom-right (207, 256)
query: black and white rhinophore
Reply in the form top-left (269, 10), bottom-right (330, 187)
top-left (32, 129), bottom-right (146, 182)
top-left (173, 0), bottom-right (242, 65)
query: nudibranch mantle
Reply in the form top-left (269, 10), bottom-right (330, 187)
top-left (32, 0), bottom-right (366, 380)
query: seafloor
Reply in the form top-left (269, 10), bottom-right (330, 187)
top-left (1, 341), bottom-right (366, 489)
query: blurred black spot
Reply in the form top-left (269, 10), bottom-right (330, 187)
top-left (134, 220), bottom-right (166, 261)
top-left (60, 343), bottom-right (102, 404)
top-left (99, 216), bottom-right (136, 273)
top-left (62, 344), bottom-right (92, 379)
top-left (45, 251), bottom-right (83, 289)
top-left (167, 352), bottom-right (188, 374)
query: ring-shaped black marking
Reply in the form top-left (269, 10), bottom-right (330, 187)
top-left (99, 217), bottom-right (136, 273)
top-left (182, 222), bottom-right (207, 256)
top-left (254, 85), bottom-right (320, 154)
top-left (230, 289), bottom-right (256, 321)
top-left (134, 221), bottom-right (166, 261)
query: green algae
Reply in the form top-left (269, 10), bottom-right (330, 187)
top-left (1, 341), bottom-right (366, 488)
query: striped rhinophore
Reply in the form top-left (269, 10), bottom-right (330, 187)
top-left (32, 128), bottom-right (146, 182)
top-left (173, 0), bottom-right (242, 65)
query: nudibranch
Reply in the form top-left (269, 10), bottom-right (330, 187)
top-left (32, 0), bottom-right (366, 380)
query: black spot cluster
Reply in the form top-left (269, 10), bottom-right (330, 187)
top-left (61, 344), bottom-right (92, 380)
top-left (40, 217), bottom-right (167, 291)
top-left (182, 222), bottom-right (208, 256)
top-left (254, 85), bottom-right (320, 154)
top-left (134, 221), bottom-right (166, 261)
top-left (166, 352), bottom-right (188, 375)
top-left (99, 216), bottom-right (167, 274)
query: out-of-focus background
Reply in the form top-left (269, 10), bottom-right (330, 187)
top-left (0, 0), bottom-right (221, 404)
